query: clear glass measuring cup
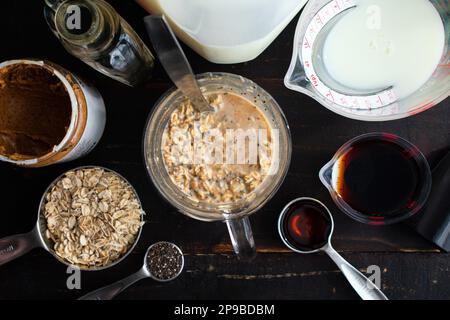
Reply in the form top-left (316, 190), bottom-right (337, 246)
top-left (319, 133), bottom-right (432, 225)
top-left (285, 0), bottom-right (449, 121)
top-left (143, 72), bottom-right (292, 260)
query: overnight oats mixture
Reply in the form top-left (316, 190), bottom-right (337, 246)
top-left (162, 92), bottom-right (274, 203)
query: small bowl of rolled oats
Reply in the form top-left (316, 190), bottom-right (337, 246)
top-left (0, 166), bottom-right (145, 270)
top-left (40, 166), bottom-right (145, 270)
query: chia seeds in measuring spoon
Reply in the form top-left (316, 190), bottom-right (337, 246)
top-left (78, 241), bottom-right (184, 299)
top-left (147, 242), bottom-right (184, 281)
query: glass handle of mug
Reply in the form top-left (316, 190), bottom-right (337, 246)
top-left (225, 217), bottom-right (256, 261)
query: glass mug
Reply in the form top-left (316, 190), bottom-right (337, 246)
top-left (319, 133), bottom-right (432, 225)
top-left (144, 72), bottom-right (292, 259)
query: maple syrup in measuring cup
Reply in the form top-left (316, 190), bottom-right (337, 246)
top-left (320, 133), bottom-right (432, 225)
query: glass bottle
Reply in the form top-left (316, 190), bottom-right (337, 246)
top-left (44, 0), bottom-right (155, 86)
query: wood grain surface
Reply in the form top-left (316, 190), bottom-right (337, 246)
top-left (0, 0), bottom-right (448, 300)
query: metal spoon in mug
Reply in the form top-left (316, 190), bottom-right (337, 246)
top-left (278, 197), bottom-right (388, 300)
top-left (144, 15), bottom-right (214, 113)
top-left (79, 242), bottom-right (184, 300)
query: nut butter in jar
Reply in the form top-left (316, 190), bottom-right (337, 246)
top-left (0, 59), bottom-right (106, 167)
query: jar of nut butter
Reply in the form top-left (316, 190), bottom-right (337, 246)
top-left (0, 59), bottom-right (106, 167)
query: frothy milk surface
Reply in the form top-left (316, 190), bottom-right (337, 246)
top-left (323, 0), bottom-right (445, 99)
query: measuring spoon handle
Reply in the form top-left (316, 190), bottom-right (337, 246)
top-left (0, 230), bottom-right (39, 267)
top-left (79, 268), bottom-right (149, 300)
top-left (324, 244), bottom-right (388, 300)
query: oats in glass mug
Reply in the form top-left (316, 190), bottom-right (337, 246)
top-left (162, 92), bottom-right (274, 203)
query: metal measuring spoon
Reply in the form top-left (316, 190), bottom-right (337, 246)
top-left (79, 242), bottom-right (184, 300)
top-left (144, 15), bottom-right (214, 113)
top-left (278, 197), bottom-right (388, 300)
top-left (0, 166), bottom-right (144, 271)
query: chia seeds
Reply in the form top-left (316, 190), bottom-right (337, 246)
top-left (147, 242), bottom-right (184, 281)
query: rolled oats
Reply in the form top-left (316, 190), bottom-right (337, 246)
top-left (43, 168), bottom-right (144, 268)
top-left (162, 93), bottom-right (273, 203)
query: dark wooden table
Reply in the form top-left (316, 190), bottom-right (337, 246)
top-left (0, 1), bottom-right (449, 300)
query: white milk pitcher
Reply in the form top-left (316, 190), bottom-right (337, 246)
top-left (136, 0), bottom-right (308, 64)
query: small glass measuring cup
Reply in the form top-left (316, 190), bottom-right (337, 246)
top-left (278, 197), bottom-right (388, 300)
top-left (143, 72), bottom-right (292, 260)
top-left (319, 133), bottom-right (432, 225)
top-left (285, 0), bottom-right (449, 121)
top-left (0, 166), bottom-right (145, 271)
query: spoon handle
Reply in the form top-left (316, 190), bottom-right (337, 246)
top-left (0, 229), bottom-right (39, 267)
top-left (324, 245), bottom-right (388, 300)
top-left (79, 268), bottom-right (149, 300)
top-left (144, 15), bottom-right (213, 113)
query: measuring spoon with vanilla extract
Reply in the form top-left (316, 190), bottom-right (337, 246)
top-left (278, 197), bottom-right (388, 300)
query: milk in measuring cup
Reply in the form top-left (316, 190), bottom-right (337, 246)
top-left (323, 0), bottom-right (445, 99)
